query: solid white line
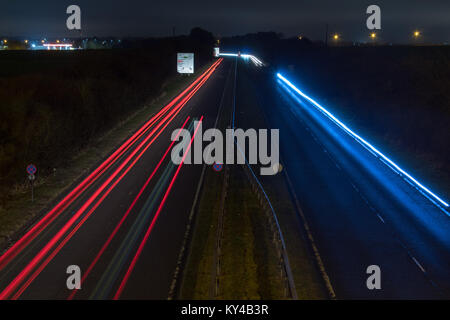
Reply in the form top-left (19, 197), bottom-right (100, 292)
top-left (376, 214), bottom-right (385, 224)
top-left (411, 256), bottom-right (426, 273)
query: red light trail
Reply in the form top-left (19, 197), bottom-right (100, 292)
top-left (0, 59), bottom-right (222, 300)
top-left (67, 116), bottom-right (190, 300)
top-left (0, 58), bottom-right (222, 273)
top-left (113, 116), bottom-right (204, 300)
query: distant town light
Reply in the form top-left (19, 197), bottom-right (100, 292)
top-left (24, 40), bottom-right (28, 44)
top-left (370, 32), bottom-right (376, 39)
top-left (333, 34), bottom-right (339, 40)
top-left (42, 43), bottom-right (73, 50)
top-left (414, 30), bottom-right (420, 37)
top-left (43, 43), bottom-right (72, 47)
top-left (298, 35), bottom-right (303, 40)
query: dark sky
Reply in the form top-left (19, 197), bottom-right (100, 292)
top-left (1, 0), bottom-right (449, 42)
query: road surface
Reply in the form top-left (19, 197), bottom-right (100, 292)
top-left (1, 55), bottom-right (449, 300)
top-left (237, 62), bottom-right (450, 299)
top-left (0, 58), bottom-right (232, 299)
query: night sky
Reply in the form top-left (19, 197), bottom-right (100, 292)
top-left (1, 0), bottom-right (449, 42)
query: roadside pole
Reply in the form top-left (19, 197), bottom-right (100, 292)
top-left (26, 164), bottom-right (37, 203)
top-left (29, 174), bottom-right (35, 202)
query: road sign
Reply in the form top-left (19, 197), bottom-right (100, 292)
top-left (213, 163), bottom-right (223, 172)
top-left (27, 164), bottom-right (37, 175)
top-left (213, 47), bottom-right (220, 57)
top-left (177, 53), bottom-right (194, 74)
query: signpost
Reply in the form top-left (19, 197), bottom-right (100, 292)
top-left (26, 164), bottom-right (36, 202)
top-left (213, 163), bottom-right (223, 172)
top-left (177, 53), bottom-right (194, 74)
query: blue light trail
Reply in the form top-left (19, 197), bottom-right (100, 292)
top-left (277, 72), bottom-right (449, 210)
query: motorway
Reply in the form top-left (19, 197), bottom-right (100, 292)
top-left (211, 54), bottom-right (449, 299)
top-left (240, 63), bottom-right (450, 299)
top-left (0, 54), bottom-right (449, 300)
top-left (0, 58), bottom-right (232, 299)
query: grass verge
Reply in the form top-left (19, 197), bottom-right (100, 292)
top-left (180, 60), bottom-right (327, 299)
top-left (180, 164), bottom-right (286, 299)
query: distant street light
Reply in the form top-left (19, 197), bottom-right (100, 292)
top-left (414, 30), bottom-right (420, 38)
top-left (3, 39), bottom-right (7, 44)
top-left (333, 34), bottom-right (339, 40)
top-left (370, 32), bottom-right (377, 39)
top-left (298, 35), bottom-right (303, 40)
top-left (24, 40), bottom-right (28, 44)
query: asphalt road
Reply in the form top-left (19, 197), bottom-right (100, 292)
top-left (0, 58), bottom-right (234, 300)
top-left (238, 62), bottom-right (450, 299)
top-left (1, 55), bottom-right (449, 300)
